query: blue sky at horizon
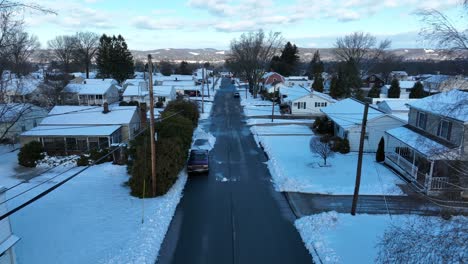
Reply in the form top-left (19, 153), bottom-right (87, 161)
top-left (24, 0), bottom-right (465, 50)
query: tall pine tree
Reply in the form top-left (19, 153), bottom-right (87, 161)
top-left (270, 42), bottom-right (299, 76)
top-left (388, 78), bottom-right (401, 98)
top-left (409, 81), bottom-right (425, 98)
top-left (310, 50), bottom-right (325, 92)
top-left (96, 34), bottom-right (134, 83)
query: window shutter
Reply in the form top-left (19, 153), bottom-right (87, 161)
top-left (437, 121), bottom-right (441, 136)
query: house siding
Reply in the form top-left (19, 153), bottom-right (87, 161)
top-left (291, 95), bottom-right (331, 115)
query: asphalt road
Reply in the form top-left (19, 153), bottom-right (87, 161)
top-left (157, 78), bottom-right (312, 264)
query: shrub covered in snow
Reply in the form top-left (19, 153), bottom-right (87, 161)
top-left (76, 155), bottom-right (89, 166)
top-left (18, 141), bottom-right (44, 167)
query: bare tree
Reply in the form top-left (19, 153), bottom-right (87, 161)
top-left (8, 31), bottom-right (39, 76)
top-left (227, 30), bottom-right (283, 98)
top-left (48, 35), bottom-right (76, 74)
top-left (376, 216), bottom-right (467, 263)
top-left (73, 31), bottom-right (99, 78)
top-left (333, 32), bottom-right (391, 73)
top-left (418, 9), bottom-right (467, 56)
top-left (0, 0), bottom-right (55, 14)
top-left (310, 136), bottom-right (334, 166)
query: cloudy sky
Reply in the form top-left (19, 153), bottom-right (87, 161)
top-left (24, 0), bottom-right (465, 50)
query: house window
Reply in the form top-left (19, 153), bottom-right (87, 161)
top-left (416, 112), bottom-right (427, 130)
top-left (88, 137), bottom-right (99, 150)
top-left (303, 102), bottom-right (306, 109)
top-left (321, 102), bottom-right (327, 107)
top-left (33, 120), bottom-right (37, 127)
top-left (21, 125), bottom-right (26, 132)
top-left (315, 102), bottom-right (318, 107)
top-left (77, 139), bottom-right (87, 151)
top-left (437, 120), bottom-right (452, 140)
top-left (364, 132), bottom-right (369, 140)
top-left (96, 94), bottom-right (103, 100)
top-left (158, 97), bottom-right (166, 102)
top-left (66, 138), bottom-right (77, 151)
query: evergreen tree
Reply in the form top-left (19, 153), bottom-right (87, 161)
top-left (376, 137), bottom-right (385, 162)
top-left (270, 41), bottom-right (299, 76)
top-left (329, 75), bottom-right (341, 98)
top-left (177, 61), bottom-right (191, 75)
top-left (342, 58), bottom-right (362, 98)
top-left (388, 78), bottom-right (401, 98)
top-left (308, 50), bottom-right (324, 79)
top-left (409, 81), bottom-right (426, 98)
top-left (159, 60), bottom-right (173, 76)
top-left (312, 73), bottom-right (324, 92)
top-left (368, 85), bottom-right (381, 98)
top-left (95, 34), bottom-right (134, 83)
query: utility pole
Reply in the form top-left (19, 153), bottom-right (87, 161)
top-left (201, 67), bottom-right (205, 114)
top-left (351, 102), bottom-right (369, 215)
top-left (147, 55), bottom-right (157, 196)
top-left (271, 92), bottom-right (275, 122)
top-left (207, 68), bottom-right (210, 98)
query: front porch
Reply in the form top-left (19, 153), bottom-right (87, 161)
top-left (385, 128), bottom-right (461, 195)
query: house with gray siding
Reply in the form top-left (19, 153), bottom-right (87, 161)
top-left (384, 89), bottom-right (468, 198)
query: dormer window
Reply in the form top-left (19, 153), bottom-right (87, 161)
top-left (416, 112), bottom-right (427, 130)
top-left (437, 120), bottom-right (452, 140)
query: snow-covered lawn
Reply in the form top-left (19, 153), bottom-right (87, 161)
top-left (295, 212), bottom-right (467, 264)
top-left (10, 162), bottom-right (187, 264)
top-left (252, 125), bottom-right (405, 195)
top-left (239, 91), bottom-right (280, 117)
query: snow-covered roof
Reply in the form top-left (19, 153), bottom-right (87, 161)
top-left (155, 75), bottom-right (193, 82)
top-left (123, 85), bottom-right (173, 97)
top-left (321, 98), bottom-right (385, 128)
top-left (391, 71), bottom-right (408, 75)
top-left (386, 126), bottom-right (459, 159)
top-left (83, 78), bottom-right (118, 85)
top-left (21, 125), bottom-right (121, 137)
top-left (78, 84), bottom-right (112, 95)
top-left (281, 85), bottom-right (336, 103)
top-left (123, 79), bottom-right (146, 86)
top-left (408, 89), bottom-right (468, 122)
top-left (262, 72), bottom-right (275, 79)
top-left (40, 105), bottom-right (138, 126)
top-left (423, 75), bottom-right (451, 84)
top-left (3, 77), bottom-right (40, 95)
top-left (173, 85), bottom-right (201, 91)
top-left (286, 76), bottom-right (309, 81)
top-left (399, 81), bottom-right (417, 89)
top-left (377, 99), bottom-right (415, 112)
top-left (161, 80), bottom-right (195, 86)
top-left (0, 103), bottom-right (46, 122)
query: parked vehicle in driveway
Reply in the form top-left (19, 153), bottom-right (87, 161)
top-left (234, 92), bottom-right (240, 98)
top-left (187, 149), bottom-right (209, 174)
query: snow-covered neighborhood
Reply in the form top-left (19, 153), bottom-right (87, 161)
top-left (0, 1), bottom-right (467, 263)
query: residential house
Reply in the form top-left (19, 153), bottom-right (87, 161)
top-left (154, 75), bottom-right (194, 86)
top-left (0, 103), bottom-right (48, 143)
top-left (375, 99), bottom-right (417, 122)
top-left (122, 82), bottom-right (176, 107)
top-left (20, 104), bottom-right (142, 155)
top-left (260, 72), bottom-right (285, 92)
top-left (62, 79), bottom-right (120, 105)
top-left (380, 80), bottom-right (418, 99)
top-left (281, 85), bottom-right (336, 115)
top-left (174, 85), bottom-right (203, 97)
top-left (362, 74), bottom-right (385, 88)
top-left (193, 69), bottom-right (213, 84)
top-left (284, 76), bottom-right (312, 88)
top-left (390, 71), bottom-right (409, 81)
top-left (2, 77), bottom-right (41, 103)
top-left (385, 89), bottom-right (468, 197)
top-left (321, 98), bottom-right (405, 152)
top-left (0, 186), bottom-right (19, 264)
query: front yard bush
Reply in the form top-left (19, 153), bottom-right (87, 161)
top-left (18, 141), bottom-right (44, 167)
top-left (76, 155), bottom-right (89, 166)
top-left (340, 138), bottom-right (350, 154)
top-left (89, 148), bottom-right (112, 164)
top-left (313, 116), bottom-right (333, 135)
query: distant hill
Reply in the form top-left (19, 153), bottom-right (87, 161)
top-left (31, 48), bottom-right (464, 64)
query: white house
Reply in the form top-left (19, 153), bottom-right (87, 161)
top-left (390, 71), bottom-right (409, 81)
top-left (154, 75), bottom-right (194, 86)
top-left (20, 104), bottom-right (142, 155)
top-left (62, 79), bottom-right (121, 105)
top-left (281, 85), bottom-right (336, 115)
top-left (0, 103), bottom-right (48, 143)
top-left (0, 186), bottom-right (19, 264)
top-left (321, 98), bottom-right (405, 152)
top-left (284, 76), bottom-right (312, 88)
top-left (122, 82), bottom-right (176, 107)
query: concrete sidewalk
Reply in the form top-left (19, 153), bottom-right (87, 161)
top-left (286, 192), bottom-right (453, 217)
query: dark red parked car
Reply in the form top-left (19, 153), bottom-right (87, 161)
top-left (187, 149), bottom-right (209, 174)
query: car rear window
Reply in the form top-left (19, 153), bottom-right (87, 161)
top-left (190, 153), bottom-right (207, 161)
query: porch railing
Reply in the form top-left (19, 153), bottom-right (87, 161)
top-left (430, 177), bottom-right (450, 190)
top-left (386, 152), bottom-right (418, 179)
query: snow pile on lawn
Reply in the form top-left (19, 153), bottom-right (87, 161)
top-left (295, 212), bottom-right (468, 264)
top-left (254, 126), bottom-right (404, 195)
top-left (10, 163), bottom-right (188, 264)
top-left (251, 124), bottom-right (313, 135)
top-left (199, 101), bottom-right (213, 120)
top-left (36, 154), bottom-right (79, 168)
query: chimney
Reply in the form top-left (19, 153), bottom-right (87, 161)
top-left (103, 102), bottom-right (110, 114)
top-left (139, 102), bottom-right (147, 126)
